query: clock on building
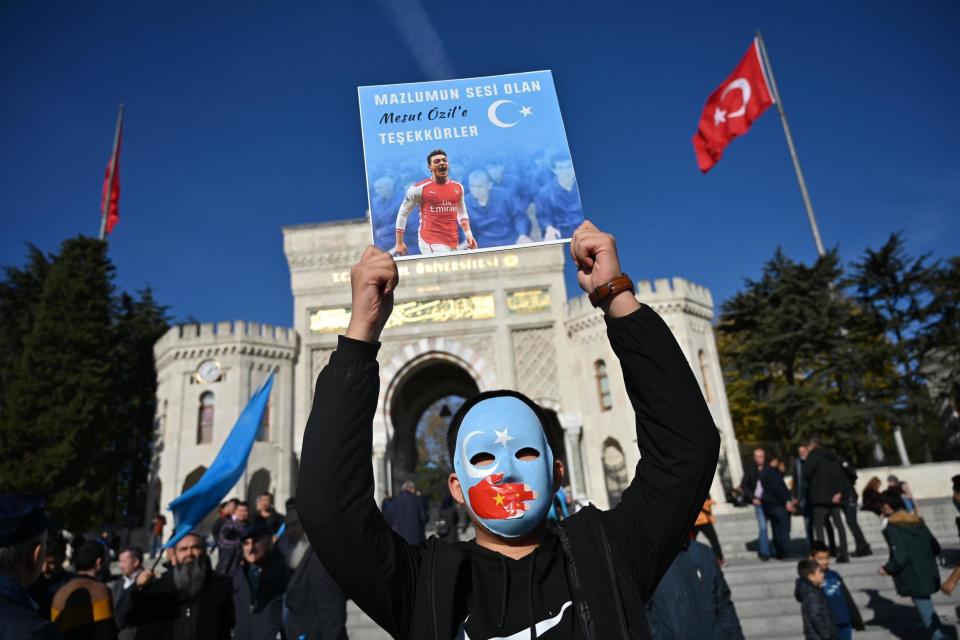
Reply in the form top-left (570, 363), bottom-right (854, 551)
top-left (195, 359), bottom-right (222, 384)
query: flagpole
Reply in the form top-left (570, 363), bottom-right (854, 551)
top-left (99, 103), bottom-right (124, 241)
top-left (755, 32), bottom-right (826, 258)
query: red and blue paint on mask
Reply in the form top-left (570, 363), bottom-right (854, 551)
top-left (453, 396), bottom-right (555, 538)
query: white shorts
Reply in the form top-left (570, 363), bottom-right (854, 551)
top-left (418, 237), bottom-right (455, 254)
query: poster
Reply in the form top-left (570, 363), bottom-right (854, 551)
top-left (358, 70), bottom-right (584, 259)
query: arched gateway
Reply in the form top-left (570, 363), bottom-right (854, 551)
top-left (149, 217), bottom-right (743, 540)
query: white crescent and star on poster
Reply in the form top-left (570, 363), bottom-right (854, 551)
top-left (487, 99), bottom-right (534, 128)
top-left (713, 77), bottom-right (752, 126)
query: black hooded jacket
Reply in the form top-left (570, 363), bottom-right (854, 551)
top-left (297, 305), bottom-right (721, 639)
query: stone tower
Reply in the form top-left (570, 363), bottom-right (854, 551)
top-left (148, 321), bottom-right (298, 532)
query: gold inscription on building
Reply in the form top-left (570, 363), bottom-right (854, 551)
top-left (330, 253), bottom-right (520, 284)
top-left (309, 294), bottom-right (496, 333)
top-left (309, 307), bottom-right (352, 334)
top-left (506, 288), bottom-right (552, 314)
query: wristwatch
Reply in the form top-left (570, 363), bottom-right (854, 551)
top-left (588, 274), bottom-right (635, 308)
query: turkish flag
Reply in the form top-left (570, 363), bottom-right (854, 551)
top-left (101, 119), bottom-right (123, 235)
top-left (468, 473), bottom-right (536, 519)
top-left (692, 39), bottom-right (774, 173)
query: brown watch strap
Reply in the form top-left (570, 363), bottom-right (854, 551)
top-left (588, 274), bottom-right (634, 308)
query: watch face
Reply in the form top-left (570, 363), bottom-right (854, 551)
top-left (196, 360), bottom-right (222, 384)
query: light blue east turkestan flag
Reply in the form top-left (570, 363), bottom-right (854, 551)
top-left (164, 372), bottom-right (275, 549)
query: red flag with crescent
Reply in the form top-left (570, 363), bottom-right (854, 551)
top-left (692, 39), bottom-right (774, 173)
top-left (101, 114), bottom-right (123, 235)
top-left (468, 473), bottom-right (536, 519)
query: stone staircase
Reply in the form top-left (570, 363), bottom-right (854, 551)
top-left (344, 499), bottom-right (960, 639)
top-left (725, 552), bottom-right (960, 638)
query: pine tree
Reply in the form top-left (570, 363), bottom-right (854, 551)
top-left (923, 257), bottom-right (960, 444)
top-left (849, 232), bottom-right (940, 461)
top-left (0, 245), bottom-right (51, 416)
top-left (109, 289), bottom-right (170, 523)
top-left (718, 249), bottom-right (884, 463)
top-left (0, 237), bottom-right (116, 529)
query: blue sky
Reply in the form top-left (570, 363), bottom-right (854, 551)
top-left (2, 1), bottom-right (958, 327)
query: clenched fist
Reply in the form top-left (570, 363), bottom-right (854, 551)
top-left (569, 220), bottom-right (640, 318)
top-left (346, 246), bottom-right (400, 343)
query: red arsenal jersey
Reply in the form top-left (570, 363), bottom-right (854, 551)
top-left (396, 178), bottom-right (469, 248)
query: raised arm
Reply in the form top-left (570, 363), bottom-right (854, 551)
top-left (394, 185), bottom-right (419, 256)
top-left (568, 222), bottom-right (721, 601)
top-left (297, 246), bottom-right (420, 637)
top-left (457, 190), bottom-right (477, 250)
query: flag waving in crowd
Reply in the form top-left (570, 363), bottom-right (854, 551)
top-left (692, 39), bottom-right (774, 173)
top-left (164, 372), bottom-right (275, 549)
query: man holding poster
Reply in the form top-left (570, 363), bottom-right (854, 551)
top-left (394, 149), bottom-right (478, 255)
top-left (297, 221), bottom-right (720, 639)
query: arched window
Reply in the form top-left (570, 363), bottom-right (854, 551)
top-left (602, 438), bottom-right (629, 507)
top-left (197, 392), bottom-right (214, 444)
top-left (595, 360), bottom-right (612, 411)
top-left (257, 396), bottom-right (271, 442)
top-left (698, 350), bottom-right (713, 403)
top-left (248, 468), bottom-right (271, 501)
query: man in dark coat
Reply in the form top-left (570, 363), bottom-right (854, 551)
top-left (383, 481), bottom-right (428, 546)
top-left (297, 222), bottom-right (721, 639)
top-left (0, 495), bottom-right (62, 640)
top-left (27, 536), bottom-right (72, 621)
top-left (231, 522), bottom-right (288, 640)
top-left (252, 494), bottom-right (285, 538)
top-left (646, 536), bottom-right (743, 639)
top-left (759, 455), bottom-right (794, 560)
top-left (878, 493), bottom-right (945, 639)
top-left (121, 533), bottom-right (234, 640)
top-left (215, 501), bottom-right (248, 575)
top-left (110, 547), bottom-right (142, 640)
top-left (740, 448), bottom-right (772, 560)
top-left (802, 439), bottom-right (849, 562)
top-left (278, 501), bottom-right (348, 640)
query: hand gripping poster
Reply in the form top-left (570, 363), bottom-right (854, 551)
top-left (359, 71), bottom-right (584, 259)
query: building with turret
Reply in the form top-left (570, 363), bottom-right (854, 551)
top-left (149, 218), bottom-right (741, 533)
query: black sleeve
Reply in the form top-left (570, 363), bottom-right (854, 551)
top-left (713, 568), bottom-right (745, 639)
top-left (840, 579), bottom-right (864, 630)
top-left (929, 528), bottom-right (942, 557)
top-left (739, 466), bottom-right (755, 499)
top-left (124, 580), bottom-right (178, 627)
top-left (803, 591), bottom-right (839, 639)
top-left (297, 336), bottom-right (421, 637)
top-left (599, 305), bottom-right (721, 600)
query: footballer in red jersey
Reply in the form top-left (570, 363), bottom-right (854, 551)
top-left (394, 149), bottom-right (478, 255)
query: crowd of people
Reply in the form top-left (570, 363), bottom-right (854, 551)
top-left (730, 439), bottom-right (949, 639)
top-left (0, 493), bottom-right (349, 640)
top-left (0, 221), bottom-right (955, 640)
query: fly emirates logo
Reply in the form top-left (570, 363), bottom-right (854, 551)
top-left (428, 199), bottom-right (458, 214)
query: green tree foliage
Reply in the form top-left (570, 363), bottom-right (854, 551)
top-left (926, 257), bottom-right (960, 416)
top-left (0, 238), bottom-right (116, 528)
top-left (720, 235), bottom-right (958, 465)
top-left (849, 233), bottom-right (940, 461)
top-left (109, 289), bottom-right (170, 524)
top-left (0, 245), bottom-right (51, 416)
top-left (719, 250), bottom-right (880, 460)
top-left (0, 238), bottom-right (169, 531)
